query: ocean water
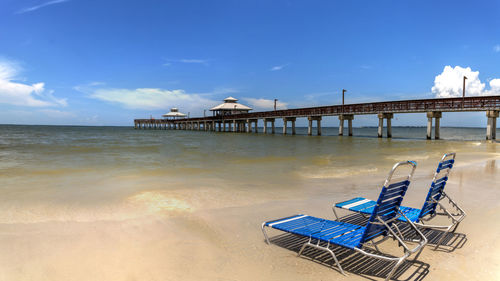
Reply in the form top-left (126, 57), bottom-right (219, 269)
top-left (0, 124), bottom-right (498, 224)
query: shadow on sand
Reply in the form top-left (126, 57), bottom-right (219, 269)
top-left (265, 213), bottom-right (467, 280)
top-left (336, 213), bottom-right (467, 253)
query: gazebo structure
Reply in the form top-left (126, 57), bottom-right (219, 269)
top-left (210, 97), bottom-right (252, 116)
top-left (162, 108), bottom-right (187, 120)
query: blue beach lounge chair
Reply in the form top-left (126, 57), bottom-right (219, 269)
top-left (261, 161), bottom-right (427, 281)
top-left (333, 153), bottom-right (466, 249)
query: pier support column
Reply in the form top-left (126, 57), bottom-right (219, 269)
top-left (246, 119), bottom-right (251, 133)
top-left (426, 112), bottom-right (442, 140)
top-left (317, 119), bottom-right (322, 136)
top-left (377, 113), bottom-right (393, 138)
top-left (264, 118), bottom-right (275, 134)
top-left (338, 115), bottom-right (354, 136)
top-left (339, 119), bottom-right (344, 136)
top-left (254, 119), bottom-right (258, 133)
top-left (427, 117), bottom-right (432, 139)
top-left (233, 120), bottom-right (237, 132)
top-left (308, 116), bottom-right (322, 136)
top-left (283, 117), bottom-right (296, 135)
top-left (348, 119), bottom-right (353, 136)
top-left (378, 117), bottom-right (383, 137)
top-left (434, 117), bottom-right (440, 139)
top-left (486, 110), bottom-right (499, 140)
top-left (134, 121), bottom-right (138, 129)
top-left (387, 117), bottom-right (392, 138)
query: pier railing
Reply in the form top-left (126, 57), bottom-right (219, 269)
top-left (144, 96), bottom-right (499, 122)
top-left (134, 96), bottom-right (500, 139)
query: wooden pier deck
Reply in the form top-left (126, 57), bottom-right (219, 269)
top-left (134, 96), bottom-right (500, 140)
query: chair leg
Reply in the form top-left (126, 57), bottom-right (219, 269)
top-left (261, 224), bottom-right (270, 244)
top-left (332, 206), bottom-right (340, 220)
top-left (385, 256), bottom-right (406, 281)
top-left (297, 241), bottom-right (346, 276)
top-left (326, 246), bottom-right (346, 275)
top-left (297, 242), bottom-right (309, 257)
top-left (451, 222), bottom-right (461, 233)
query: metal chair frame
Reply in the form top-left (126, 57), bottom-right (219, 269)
top-left (333, 153), bottom-right (466, 250)
top-left (262, 161), bottom-right (428, 281)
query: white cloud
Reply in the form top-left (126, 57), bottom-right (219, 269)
top-left (0, 59), bottom-right (67, 107)
top-left (243, 98), bottom-right (288, 110)
top-left (89, 87), bottom-right (217, 114)
top-left (431, 65), bottom-right (500, 98)
top-left (494, 45), bottom-right (500, 52)
top-left (270, 64), bottom-right (289, 71)
top-left (488, 79), bottom-right (500, 94)
top-left (16, 0), bottom-right (70, 14)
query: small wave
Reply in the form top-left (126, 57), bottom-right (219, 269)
top-left (298, 166), bottom-right (378, 179)
top-left (385, 154), bottom-right (430, 161)
top-left (231, 156), bottom-right (296, 164)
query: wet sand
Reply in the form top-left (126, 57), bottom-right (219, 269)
top-left (0, 152), bottom-right (499, 281)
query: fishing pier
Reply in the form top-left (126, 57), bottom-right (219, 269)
top-left (134, 96), bottom-right (500, 140)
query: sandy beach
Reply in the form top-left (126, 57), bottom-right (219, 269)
top-left (0, 126), bottom-right (499, 281)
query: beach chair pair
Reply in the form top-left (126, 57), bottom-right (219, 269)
top-left (334, 153), bottom-right (466, 250)
top-left (261, 153), bottom-right (466, 280)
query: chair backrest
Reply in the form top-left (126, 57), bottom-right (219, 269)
top-left (418, 152), bottom-right (456, 219)
top-left (359, 161), bottom-right (417, 244)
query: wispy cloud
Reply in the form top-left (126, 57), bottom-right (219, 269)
top-left (242, 98), bottom-right (288, 110)
top-left (179, 59), bottom-right (208, 64)
top-left (163, 58), bottom-right (210, 66)
top-left (86, 87), bottom-right (217, 115)
top-left (0, 59), bottom-right (67, 107)
top-left (269, 63), bottom-right (289, 71)
top-left (494, 45), bottom-right (500, 53)
top-left (360, 64), bottom-right (372, 70)
top-left (16, 0), bottom-right (70, 14)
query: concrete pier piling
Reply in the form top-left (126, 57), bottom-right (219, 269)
top-left (246, 119), bottom-right (258, 133)
top-left (338, 115), bottom-right (354, 136)
top-left (377, 113), bottom-right (393, 138)
top-left (486, 110), bottom-right (498, 140)
top-left (307, 116), bottom-right (322, 136)
top-left (283, 117), bottom-right (296, 135)
top-left (263, 118), bottom-right (275, 134)
top-left (426, 111), bottom-right (442, 140)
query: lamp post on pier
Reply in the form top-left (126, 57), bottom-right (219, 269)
top-left (462, 76), bottom-right (467, 108)
top-left (342, 89), bottom-right (347, 114)
top-left (274, 99), bottom-right (278, 111)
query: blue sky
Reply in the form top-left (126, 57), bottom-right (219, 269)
top-left (0, 0), bottom-right (499, 126)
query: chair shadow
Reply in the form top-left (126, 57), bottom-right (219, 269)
top-left (269, 233), bottom-right (430, 281)
top-left (336, 213), bottom-right (467, 253)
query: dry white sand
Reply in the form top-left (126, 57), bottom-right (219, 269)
top-left (0, 154), bottom-right (499, 281)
